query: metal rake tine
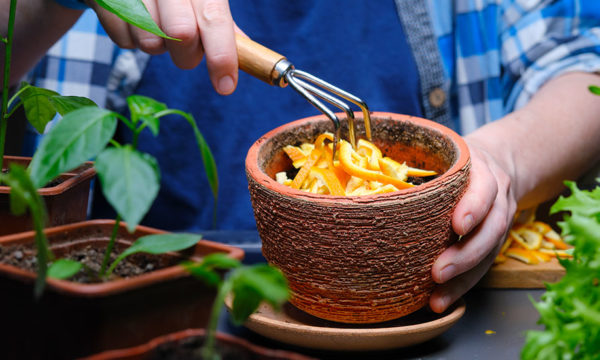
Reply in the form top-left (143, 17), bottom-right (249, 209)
top-left (293, 76), bottom-right (356, 150)
top-left (286, 74), bottom-right (342, 158)
top-left (292, 69), bottom-right (372, 141)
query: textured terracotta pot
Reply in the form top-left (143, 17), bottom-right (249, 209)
top-left (0, 220), bottom-right (244, 359)
top-left (0, 155), bottom-right (95, 235)
top-left (246, 112), bottom-right (470, 324)
top-left (84, 328), bottom-right (315, 360)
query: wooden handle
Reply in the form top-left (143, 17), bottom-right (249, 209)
top-left (236, 33), bottom-right (286, 85)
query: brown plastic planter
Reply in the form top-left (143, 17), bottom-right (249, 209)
top-left (246, 112), bottom-right (470, 324)
top-left (0, 155), bottom-right (96, 235)
top-left (0, 219), bottom-right (244, 359)
top-left (84, 328), bottom-right (315, 360)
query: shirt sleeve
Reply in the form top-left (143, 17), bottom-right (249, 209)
top-left (501, 0), bottom-right (600, 111)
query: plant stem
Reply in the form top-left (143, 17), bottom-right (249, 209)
top-left (32, 199), bottom-right (52, 298)
top-left (99, 215), bottom-right (121, 278)
top-left (200, 279), bottom-right (232, 360)
top-left (0, 0), bottom-right (17, 171)
top-left (132, 128), bottom-right (140, 149)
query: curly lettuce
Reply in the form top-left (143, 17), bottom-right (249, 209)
top-left (522, 181), bottom-right (600, 359)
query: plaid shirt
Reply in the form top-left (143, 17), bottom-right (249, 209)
top-left (30, 0), bottom-right (600, 135)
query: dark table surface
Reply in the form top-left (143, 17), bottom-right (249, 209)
top-left (204, 231), bottom-right (545, 360)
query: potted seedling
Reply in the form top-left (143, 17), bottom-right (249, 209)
top-left (0, 93), bottom-right (225, 359)
top-left (0, 0), bottom-right (181, 234)
top-left (84, 253), bottom-right (304, 360)
top-left (0, 0), bottom-right (96, 234)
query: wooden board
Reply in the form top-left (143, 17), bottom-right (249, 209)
top-left (478, 257), bottom-right (565, 288)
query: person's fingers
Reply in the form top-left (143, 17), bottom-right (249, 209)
top-left (89, 1), bottom-right (135, 49)
top-left (129, 0), bottom-right (166, 55)
top-left (432, 180), bottom-right (512, 285)
top-left (156, 0), bottom-right (203, 68)
top-left (192, 0), bottom-right (238, 95)
top-left (429, 243), bottom-right (500, 313)
top-left (451, 147), bottom-right (497, 236)
top-left (430, 145), bottom-right (517, 313)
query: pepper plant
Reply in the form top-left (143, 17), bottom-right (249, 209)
top-left (184, 254), bottom-right (289, 360)
top-left (1, 94), bottom-right (217, 296)
top-left (31, 95), bottom-right (217, 281)
top-left (1, 0), bottom-right (176, 172)
top-left (1, 0), bottom-right (218, 293)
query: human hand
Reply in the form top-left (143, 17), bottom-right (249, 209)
top-left (88, 0), bottom-right (238, 95)
top-left (429, 139), bottom-right (517, 313)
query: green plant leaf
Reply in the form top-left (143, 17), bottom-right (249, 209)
top-left (201, 253), bottom-right (242, 270)
top-left (127, 95), bottom-right (167, 135)
top-left (50, 96), bottom-right (98, 116)
top-left (94, 0), bottom-right (177, 40)
top-left (3, 165), bottom-right (47, 222)
top-left (551, 181), bottom-right (600, 217)
top-left (107, 233), bottom-right (201, 275)
top-left (95, 146), bottom-right (160, 232)
top-left (48, 259), bottom-right (82, 279)
top-left (187, 117), bottom-right (219, 200)
top-left (2, 165), bottom-right (51, 297)
top-left (122, 233), bottom-right (201, 256)
top-left (230, 285), bottom-right (263, 324)
top-left (230, 264), bottom-right (289, 324)
top-left (589, 85), bottom-right (600, 96)
top-left (28, 106), bottom-right (118, 189)
top-left (523, 180), bottom-right (600, 359)
top-left (153, 109), bottom-right (219, 225)
top-left (20, 85), bottom-right (59, 133)
top-left (183, 262), bottom-right (221, 287)
top-left (7, 175), bottom-right (27, 216)
top-left (184, 254), bottom-right (241, 287)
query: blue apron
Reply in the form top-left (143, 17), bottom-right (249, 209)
top-left (92, 0), bottom-right (422, 231)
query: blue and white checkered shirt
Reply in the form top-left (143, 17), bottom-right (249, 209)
top-left (30, 0), bottom-right (600, 135)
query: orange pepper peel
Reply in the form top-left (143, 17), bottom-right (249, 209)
top-left (339, 141), bottom-right (414, 190)
top-left (494, 215), bottom-right (573, 266)
top-left (279, 133), bottom-right (437, 196)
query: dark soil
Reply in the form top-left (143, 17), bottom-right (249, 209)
top-left (1, 168), bottom-right (64, 188)
top-left (152, 336), bottom-right (254, 360)
top-left (43, 177), bottom-right (64, 188)
top-left (0, 243), bottom-right (181, 283)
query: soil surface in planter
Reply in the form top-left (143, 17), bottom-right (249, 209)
top-left (152, 336), bottom-right (259, 360)
top-left (1, 168), bottom-right (65, 188)
top-left (0, 243), bottom-right (181, 282)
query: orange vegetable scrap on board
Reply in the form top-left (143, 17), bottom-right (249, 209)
top-left (276, 132), bottom-right (437, 196)
top-left (494, 215), bottom-right (573, 265)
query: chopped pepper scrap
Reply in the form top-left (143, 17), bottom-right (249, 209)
top-left (276, 132), bottom-right (437, 196)
top-left (494, 216), bottom-right (573, 265)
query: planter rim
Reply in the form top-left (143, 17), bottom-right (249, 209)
top-left (0, 219), bottom-right (244, 297)
top-left (246, 111), bottom-right (470, 204)
top-left (83, 328), bottom-right (317, 360)
top-left (0, 155), bottom-right (96, 196)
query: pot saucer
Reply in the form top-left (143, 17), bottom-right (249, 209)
top-left (226, 298), bottom-right (465, 351)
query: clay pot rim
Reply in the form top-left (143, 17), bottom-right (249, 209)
top-left (246, 112), bottom-right (470, 204)
top-left (83, 328), bottom-right (316, 360)
top-left (0, 156), bottom-right (96, 195)
top-left (0, 219), bottom-right (244, 297)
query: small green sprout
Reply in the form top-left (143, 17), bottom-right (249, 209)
top-left (185, 254), bottom-right (289, 360)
